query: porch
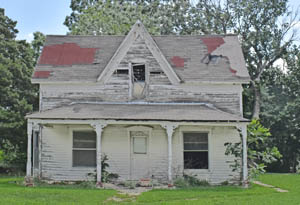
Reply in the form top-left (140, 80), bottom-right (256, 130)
top-left (26, 103), bottom-right (249, 186)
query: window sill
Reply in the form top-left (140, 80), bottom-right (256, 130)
top-left (184, 169), bottom-right (211, 173)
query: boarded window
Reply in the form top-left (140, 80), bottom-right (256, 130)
top-left (132, 64), bottom-right (145, 82)
top-left (73, 131), bottom-right (96, 167)
top-left (133, 137), bottom-right (147, 154)
top-left (183, 132), bottom-right (208, 169)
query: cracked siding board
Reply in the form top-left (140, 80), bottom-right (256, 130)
top-left (106, 34), bottom-right (171, 85)
top-left (40, 84), bottom-right (129, 111)
top-left (40, 124), bottom-right (239, 184)
top-left (147, 84), bottom-right (242, 115)
top-left (41, 125), bottom-right (95, 181)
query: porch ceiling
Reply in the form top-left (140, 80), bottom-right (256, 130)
top-left (26, 103), bottom-right (249, 122)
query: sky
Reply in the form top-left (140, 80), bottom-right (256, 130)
top-left (0, 0), bottom-right (299, 42)
top-left (0, 0), bottom-right (71, 41)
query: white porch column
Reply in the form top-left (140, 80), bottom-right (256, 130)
top-left (161, 123), bottom-right (178, 185)
top-left (91, 122), bottom-right (107, 186)
top-left (241, 124), bottom-right (248, 186)
top-left (26, 122), bottom-right (33, 178)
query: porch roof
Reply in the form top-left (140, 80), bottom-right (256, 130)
top-left (26, 103), bottom-right (249, 122)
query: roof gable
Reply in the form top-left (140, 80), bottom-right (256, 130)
top-left (97, 21), bottom-right (181, 85)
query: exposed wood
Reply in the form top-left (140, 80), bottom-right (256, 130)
top-left (97, 21), bottom-right (181, 85)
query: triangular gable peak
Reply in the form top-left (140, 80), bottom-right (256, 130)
top-left (97, 21), bottom-right (181, 84)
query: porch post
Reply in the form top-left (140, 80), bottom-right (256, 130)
top-left (161, 123), bottom-right (178, 185)
top-left (241, 124), bottom-right (248, 186)
top-left (26, 122), bottom-right (33, 180)
top-left (91, 122), bottom-right (107, 187)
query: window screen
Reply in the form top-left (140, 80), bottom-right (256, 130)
top-left (183, 132), bottom-right (208, 169)
top-left (133, 137), bottom-right (147, 154)
top-left (73, 131), bottom-right (96, 167)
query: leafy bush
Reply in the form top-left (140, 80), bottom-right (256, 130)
top-left (0, 139), bottom-right (25, 169)
top-left (174, 175), bottom-right (209, 188)
top-left (225, 120), bottom-right (282, 180)
top-left (87, 154), bottom-right (119, 183)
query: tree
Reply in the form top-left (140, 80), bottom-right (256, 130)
top-left (64, 0), bottom-right (193, 35)
top-left (261, 46), bottom-right (300, 172)
top-left (225, 120), bottom-right (282, 179)
top-left (31, 32), bottom-right (46, 63)
top-left (0, 8), bottom-right (38, 169)
top-left (193, 0), bottom-right (299, 119)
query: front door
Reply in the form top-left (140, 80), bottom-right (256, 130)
top-left (130, 131), bottom-right (149, 180)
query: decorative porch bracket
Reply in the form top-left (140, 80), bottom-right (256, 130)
top-left (26, 122), bottom-right (39, 184)
top-left (91, 122), bottom-right (108, 187)
top-left (161, 123), bottom-right (179, 185)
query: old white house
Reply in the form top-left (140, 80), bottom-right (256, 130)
top-left (26, 21), bottom-right (250, 186)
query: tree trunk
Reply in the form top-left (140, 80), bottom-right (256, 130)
top-left (252, 82), bottom-right (261, 119)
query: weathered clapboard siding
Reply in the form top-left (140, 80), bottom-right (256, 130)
top-left (147, 84), bottom-right (242, 115)
top-left (41, 125), bottom-right (95, 181)
top-left (106, 34), bottom-right (171, 86)
top-left (40, 84), bottom-right (129, 111)
top-left (40, 83), bottom-right (242, 115)
top-left (40, 124), bottom-right (239, 184)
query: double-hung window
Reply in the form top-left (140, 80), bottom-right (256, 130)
top-left (72, 131), bottom-right (96, 167)
top-left (183, 132), bottom-right (209, 169)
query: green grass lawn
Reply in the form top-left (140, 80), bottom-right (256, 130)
top-left (0, 174), bottom-right (299, 204)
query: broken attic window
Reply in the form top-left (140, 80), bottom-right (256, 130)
top-left (132, 64), bottom-right (145, 82)
top-left (113, 69), bottom-right (129, 75)
top-left (202, 54), bottom-right (221, 65)
top-left (183, 132), bottom-right (208, 169)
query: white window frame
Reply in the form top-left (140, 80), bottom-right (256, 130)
top-left (180, 126), bottom-right (211, 171)
top-left (72, 129), bottom-right (97, 168)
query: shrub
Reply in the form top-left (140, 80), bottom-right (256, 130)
top-left (174, 175), bottom-right (209, 188)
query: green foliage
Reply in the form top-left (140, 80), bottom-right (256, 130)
top-left (0, 139), bottom-right (25, 167)
top-left (101, 154), bottom-right (119, 182)
top-left (0, 8), bottom-right (39, 170)
top-left (174, 175), bottom-right (209, 188)
top-left (31, 32), bottom-right (45, 62)
top-left (64, 0), bottom-right (193, 35)
top-left (261, 46), bottom-right (300, 173)
top-left (87, 154), bottom-right (119, 183)
top-left (225, 120), bottom-right (282, 179)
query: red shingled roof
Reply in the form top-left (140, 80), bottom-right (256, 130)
top-left (200, 37), bottom-right (225, 54)
top-left (171, 56), bottom-right (185, 68)
top-left (38, 43), bottom-right (98, 66)
top-left (33, 71), bottom-right (51, 78)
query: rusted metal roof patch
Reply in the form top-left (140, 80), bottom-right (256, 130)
top-left (170, 56), bottom-right (185, 68)
top-left (38, 43), bottom-right (98, 66)
top-left (200, 37), bottom-right (225, 54)
top-left (33, 71), bottom-right (52, 78)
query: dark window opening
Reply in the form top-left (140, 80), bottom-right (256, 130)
top-left (201, 54), bottom-right (221, 65)
top-left (133, 64), bottom-right (145, 82)
top-left (73, 131), bottom-right (96, 167)
top-left (113, 69), bottom-right (129, 75)
top-left (150, 71), bottom-right (164, 75)
top-left (184, 152), bottom-right (208, 169)
top-left (183, 132), bottom-right (208, 169)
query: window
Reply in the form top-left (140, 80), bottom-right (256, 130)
top-left (72, 131), bottom-right (96, 167)
top-left (113, 69), bottom-right (129, 75)
top-left (132, 64), bottom-right (145, 82)
top-left (183, 132), bottom-right (208, 169)
top-left (133, 137), bottom-right (147, 154)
